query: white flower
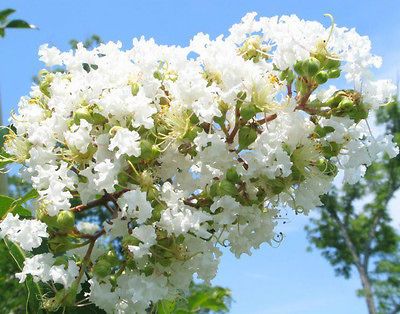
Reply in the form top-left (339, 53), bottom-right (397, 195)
top-left (128, 225), bottom-right (157, 258)
top-left (117, 189), bottom-right (153, 224)
top-left (16, 253), bottom-right (54, 283)
top-left (64, 119), bottom-right (93, 154)
top-left (0, 214), bottom-right (48, 251)
top-left (109, 128), bottom-right (141, 158)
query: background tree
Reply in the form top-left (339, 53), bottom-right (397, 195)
top-left (305, 97), bottom-right (400, 314)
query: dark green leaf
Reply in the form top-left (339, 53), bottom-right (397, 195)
top-left (3, 239), bottom-right (44, 313)
top-left (0, 9), bottom-right (16, 22)
top-left (6, 19), bottom-right (35, 29)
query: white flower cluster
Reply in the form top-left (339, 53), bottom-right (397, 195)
top-left (1, 13), bottom-right (398, 313)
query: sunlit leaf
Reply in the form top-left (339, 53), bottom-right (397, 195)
top-left (0, 195), bottom-right (31, 218)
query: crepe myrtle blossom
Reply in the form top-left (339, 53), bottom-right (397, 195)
top-left (0, 12), bottom-right (398, 313)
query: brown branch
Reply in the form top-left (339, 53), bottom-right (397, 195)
top-left (256, 113), bottom-right (277, 125)
top-left (287, 83), bottom-right (293, 98)
top-left (71, 189), bottom-right (130, 213)
top-left (226, 106), bottom-right (241, 144)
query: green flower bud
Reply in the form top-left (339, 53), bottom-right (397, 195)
top-left (315, 71), bottom-right (329, 84)
top-left (338, 98), bottom-right (354, 111)
top-left (293, 61), bottom-right (305, 76)
top-left (326, 91), bottom-right (347, 108)
top-left (328, 69), bottom-right (341, 78)
top-left (175, 234), bottom-right (185, 244)
top-left (153, 70), bottom-right (164, 80)
top-left (238, 126), bottom-right (257, 150)
top-left (304, 57), bottom-right (321, 77)
top-left (226, 167), bottom-right (240, 183)
top-left (325, 58), bottom-right (341, 69)
top-left (130, 82), bottom-right (140, 96)
top-left (93, 259), bottom-right (112, 278)
top-left (56, 210), bottom-right (75, 231)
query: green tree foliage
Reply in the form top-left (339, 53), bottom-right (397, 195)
top-left (305, 98), bottom-right (400, 314)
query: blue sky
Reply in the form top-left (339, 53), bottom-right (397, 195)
top-left (1, 1), bottom-right (399, 313)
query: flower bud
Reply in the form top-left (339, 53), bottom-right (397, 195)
top-left (338, 98), bottom-right (354, 111)
top-left (315, 71), bottom-right (329, 84)
top-left (325, 58), bottom-right (341, 69)
top-left (130, 82), bottom-right (140, 96)
top-left (328, 69), bottom-right (341, 78)
top-left (304, 57), bottom-right (321, 77)
top-left (293, 61), bottom-right (305, 76)
top-left (56, 210), bottom-right (75, 231)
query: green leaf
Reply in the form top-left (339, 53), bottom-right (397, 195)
top-left (238, 126), bottom-right (257, 150)
top-left (3, 239), bottom-right (44, 313)
top-left (16, 189), bottom-right (39, 205)
top-left (0, 195), bottom-right (31, 218)
top-left (6, 19), bottom-right (35, 29)
top-left (0, 9), bottom-right (16, 22)
top-left (157, 300), bottom-right (176, 314)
